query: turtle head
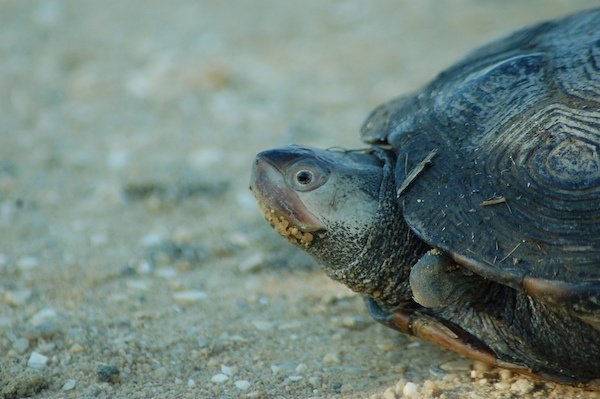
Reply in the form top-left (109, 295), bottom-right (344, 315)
top-left (250, 146), bottom-right (383, 253)
top-left (251, 145), bottom-right (427, 304)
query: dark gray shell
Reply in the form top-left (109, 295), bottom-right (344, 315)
top-left (362, 9), bottom-right (600, 314)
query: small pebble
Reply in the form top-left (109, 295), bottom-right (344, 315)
top-left (403, 381), bottom-right (419, 398)
top-left (288, 375), bottom-right (303, 382)
top-left (28, 352), bottom-right (48, 370)
top-left (154, 366), bottom-right (168, 379)
top-left (278, 320), bottom-right (303, 330)
top-left (13, 337), bottom-right (29, 354)
top-left (126, 279), bottom-right (151, 290)
top-left (139, 233), bottom-right (164, 247)
top-left (235, 380), bottom-right (251, 390)
top-left (70, 343), bottom-right (84, 354)
top-left (3, 289), bottom-right (32, 307)
top-left (511, 378), bottom-right (535, 394)
top-left (323, 352), bottom-right (340, 365)
top-left (382, 387), bottom-right (397, 399)
top-left (340, 315), bottom-right (372, 331)
top-left (211, 373), bottom-right (229, 383)
top-left (17, 256), bottom-right (40, 270)
top-left (62, 379), bottom-right (76, 391)
top-left (308, 376), bottom-right (319, 386)
top-left (253, 320), bottom-right (274, 331)
top-left (238, 252), bottom-right (265, 273)
top-left (221, 364), bottom-right (233, 376)
top-left (295, 363), bottom-right (307, 373)
top-left (155, 267), bottom-right (178, 278)
top-left (494, 381), bottom-right (511, 391)
top-left (440, 359), bottom-right (471, 372)
top-left (394, 378), bottom-right (407, 395)
top-left (23, 323), bottom-right (57, 340)
top-left (341, 383), bottom-right (354, 394)
top-left (423, 379), bottom-right (438, 393)
top-left (187, 378), bottom-right (196, 388)
top-left (499, 369), bottom-right (513, 381)
top-left (29, 308), bottom-right (57, 326)
top-left (37, 342), bottom-right (56, 353)
top-left (96, 365), bottom-right (120, 383)
top-left (472, 360), bottom-right (492, 373)
top-left (172, 290), bottom-right (208, 304)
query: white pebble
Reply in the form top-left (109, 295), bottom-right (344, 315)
top-left (126, 279), bottom-right (151, 291)
top-left (155, 267), bottom-right (178, 279)
top-left (139, 233), bottom-right (165, 247)
top-left (494, 381), bottom-right (511, 391)
top-left (499, 369), bottom-right (513, 381)
top-left (28, 352), bottom-right (48, 370)
top-left (323, 352), bottom-right (340, 365)
top-left (38, 342), bottom-right (56, 353)
top-left (238, 252), bottom-right (265, 273)
top-left (472, 360), bottom-right (492, 373)
top-left (235, 380), bottom-right (251, 390)
top-left (30, 308), bottom-right (57, 326)
top-left (62, 379), bottom-right (76, 390)
top-left (288, 375), bottom-right (303, 382)
top-left (440, 359), bottom-right (471, 372)
top-left (394, 378), bottom-right (407, 395)
top-left (153, 366), bottom-right (168, 379)
top-left (107, 149), bottom-right (130, 169)
top-left (341, 315), bottom-right (372, 331)
top-left (221, 364), bottom-right (233, 376)
top-left (252, 320), bottom-right (274, 331)
top-left (511, 378), bottom-right (535, 394)
top-left (172, 290), bottom-right (208, 304)
top-left (17, 256), bottom-right (39, 270)
top-left (187, 378), bottom-right (196, 388)
top-left (12, 337), bottom-right (29, 354)
top-left (403, 382), bottom-right (418, 398)
top-left (382, 387), bottom-right (397, 399)
top-left (295, 363), bottom-right (308, 373)
top-left (3, 289), bottom-right (32, 307)
top-left (211, 373), bottom-right (229, 383)
top-left (135, 261), bottom-right (152, 275)
top-left (341, 383), bottom-right (354, 394)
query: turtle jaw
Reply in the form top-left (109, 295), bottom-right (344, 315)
top-left (250, 150), bottom-right (326, 247)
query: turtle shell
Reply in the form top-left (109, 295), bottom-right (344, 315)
top-left (361, 9), bottom-right (600, 315)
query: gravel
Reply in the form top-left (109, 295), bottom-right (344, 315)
top-left (1, 1), bottom-right (598, 398)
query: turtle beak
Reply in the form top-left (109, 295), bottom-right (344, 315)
top-left (250, 147), bottom-right (324, 232)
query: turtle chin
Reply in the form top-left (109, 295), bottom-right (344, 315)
top-left (257, 205), bottom-right (327, 247)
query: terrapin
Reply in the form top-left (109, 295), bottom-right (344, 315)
top-left (250, 8), bottom-right (600, 385)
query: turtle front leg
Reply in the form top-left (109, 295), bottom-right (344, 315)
top-left (409, 249), bottom-right (486, 308)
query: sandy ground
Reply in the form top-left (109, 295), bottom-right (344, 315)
top-left (2, 1), bottom-right (600, 398)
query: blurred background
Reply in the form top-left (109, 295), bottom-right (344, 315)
top-left (1, 1), bottom-right (598, 398)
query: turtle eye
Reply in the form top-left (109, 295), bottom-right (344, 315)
top-left (295, 170), bottom-right (313, 185)
top-left (286, 159), bottom-right (329, 192)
